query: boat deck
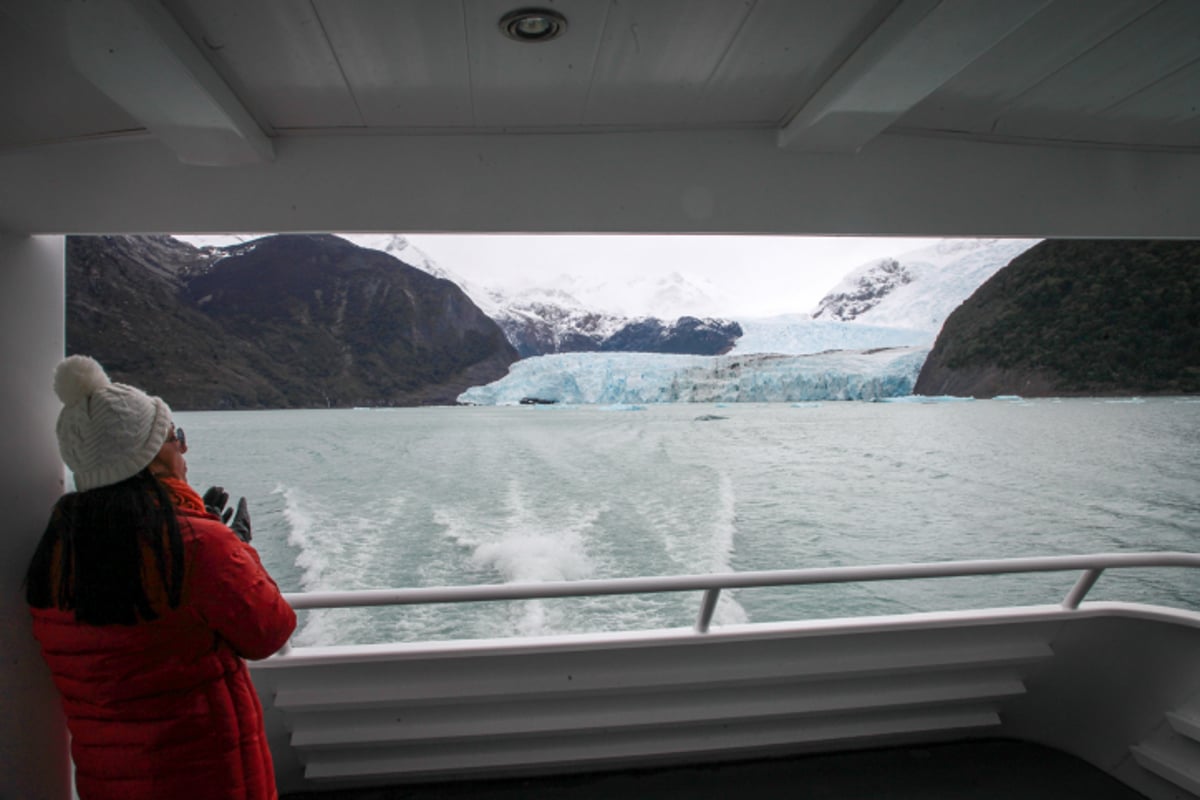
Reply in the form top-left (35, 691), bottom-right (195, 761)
top-left (280, 739), bottom-right (1148, 799)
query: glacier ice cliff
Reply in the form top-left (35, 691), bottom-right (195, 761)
top-left (458, 347), bottom-right (929, 405)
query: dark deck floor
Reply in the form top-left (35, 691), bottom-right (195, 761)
top-left (282, 739), bottom-right (1149, 799)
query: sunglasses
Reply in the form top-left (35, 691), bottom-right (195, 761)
top-left (167, 424), bottom-right (186, 449)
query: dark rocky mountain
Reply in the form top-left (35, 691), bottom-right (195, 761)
top-left (67, 234), bottom-right (517, 409)
top-left (323, 241), bottom-right (744, 358)
top-left (914, 240), bottom-right (1200, 397)
top-left (491, 290), bottom-right (742, 357)
top-left (600, 316), bottom-right (742, 355)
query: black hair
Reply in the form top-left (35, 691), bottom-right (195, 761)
top-left (25, 469), bottom-right (185, 625)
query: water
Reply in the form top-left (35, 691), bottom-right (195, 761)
top-left (176, 398), bottom-right (1200, 646)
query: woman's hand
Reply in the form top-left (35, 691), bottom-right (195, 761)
top-left (229, 498), bottom-right (252, 543)
top-left (202, 486), bottom-right (232, 522)
top-left (203, 486), bottom-right (251, 542)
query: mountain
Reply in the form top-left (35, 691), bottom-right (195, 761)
top-left (714, 239), bottom-right (1041, 360)
top-left (337, 238), bottom-right (743, 357)
top-left (812, 239), bottom-right (1041, 331)
top-left (67, 234), bottom-right (517, 409)
top-left (541, 268), bottom-right (725, 319)
top-left (483, 288), bottom-right (628, 357)
top-left (811, 257), bottom-right (913, 322)
top-left (914, 239), bottom-right (1200, 397)
top-left (485, 293), bottom-right (741, 357)
top-left (340, 233), bottom-right (455, 284)
top-left (599, 270), bottom-right (725, 319)
top-left (600, 316), bottom-right (742, 355)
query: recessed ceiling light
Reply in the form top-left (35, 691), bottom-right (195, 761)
top-left (499, 8), bottom-right (567, 43)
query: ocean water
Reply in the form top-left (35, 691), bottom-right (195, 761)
top-left (176, 398), bottom-right (1200, 647)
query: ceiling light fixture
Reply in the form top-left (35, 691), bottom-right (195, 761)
top-left (499, 8), bottom-right (567, 42)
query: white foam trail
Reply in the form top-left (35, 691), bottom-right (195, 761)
top-left (337, 493), bottom-right (407, 588)
top-left (629, 468), bottom-right (747, 626)
top-left (709, 473), bottom-right (738, 573)
top-left (275, 484), bottom-right (356, 647)
top-left (510, 600), bottom-right (550, 639)
top-left (435, 478), bottom-right (599, 636)
top-left (293, 603), bottom-right (356, 648)
top-left (710, 473), bottom-right (747, 625)
top-left (440, 479), bottom-right (597, 584)
top-left (275, 484), bottom-right (326, 591)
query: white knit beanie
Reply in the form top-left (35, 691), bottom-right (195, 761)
top-left (53, 355), bottom-right (172, 491)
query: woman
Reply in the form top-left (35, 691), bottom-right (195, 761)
top-left (25, 355), bottom-right (297, 800)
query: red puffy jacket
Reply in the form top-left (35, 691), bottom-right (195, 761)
top-left (29, 507), bottom-right (297, 800)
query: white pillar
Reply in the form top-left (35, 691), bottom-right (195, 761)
top-left (0, 235), bottom-right (70, 799)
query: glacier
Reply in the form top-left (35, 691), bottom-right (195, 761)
top-left (732, 315), bottom-right (933, 355)
top-left (458, 347), bottom-right (929, 405)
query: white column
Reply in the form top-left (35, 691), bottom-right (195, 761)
top-left (0, 235), bottom-right (70, 799)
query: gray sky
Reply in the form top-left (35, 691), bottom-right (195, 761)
top-left (177, 234), bottom-right (943, 318)
top-left (398, 234), bottom-right (943, 317)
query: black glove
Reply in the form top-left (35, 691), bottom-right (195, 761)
top-left (230, 497), bottom-right (252, 543)
top-left (203, 486), bottom-right (252, 543)
top-left (203, 486), bottom-right (233, 524)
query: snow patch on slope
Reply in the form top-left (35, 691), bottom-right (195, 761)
top-left (812, 239), bottom-right (1040, 331)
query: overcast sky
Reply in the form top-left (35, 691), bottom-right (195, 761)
top-left (405, 234), bottom-right (946, 317)
top-left (176, 234), bottom-right (943, 318)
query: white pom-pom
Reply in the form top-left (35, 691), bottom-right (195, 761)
top-left (54, 355), bottom-right (112, 406)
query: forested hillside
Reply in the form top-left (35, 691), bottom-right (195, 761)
top-left (915, 240), bottom-right (1200, 397)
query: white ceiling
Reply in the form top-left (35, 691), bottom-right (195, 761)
top-left (0, 0), bottom-right (1197, 236)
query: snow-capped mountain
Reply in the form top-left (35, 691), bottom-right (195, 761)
top-left (346, 236), bottom-right (1036, 360)
top-left (636, 271), bottom-right (723, 318)
top-left (345, 233), bottom-right (445, 277)
top-left (811, 258), bottom-right (912, 322)
top-left (177, 234), bottom-right (1038, 365)
top-left (341, 233), bottom-right (520, 324)
top-left (724, 239), bottom-right (1041, 358)
top-left (486, 287), bottom-right (628, 357)
top-left (343, 236), bottom-right (740, 357)
top-left (345, 235), bottom-right (598, 349)
top-left (492, 294), bottom-right (741, 358)
top-left (551, 269), bottom-right (724, 319)
top-left (811, 239), bottom-right (1041, 331)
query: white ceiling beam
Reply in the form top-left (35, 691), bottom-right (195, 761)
top-left (63, 0), bottom-right (273, 166)
top-left (778, 0), bottom-right (1051, 154)
top-left (6, 130), bottom-right (1198, 238)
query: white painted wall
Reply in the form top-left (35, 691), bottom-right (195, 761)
top-left (0, 235), bottom-right (70, 800)
top-left (250, 606), bottom-right (1200, 798)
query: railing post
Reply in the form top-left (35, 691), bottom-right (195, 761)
top-left (696, 589), bottom-right (721, 633)
top-left (1063, 568), bottom-right (1104, 609)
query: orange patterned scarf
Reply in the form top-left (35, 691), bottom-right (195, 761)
top-left (157, 476), bottom-right (208, 516)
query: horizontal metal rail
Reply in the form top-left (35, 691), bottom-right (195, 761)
top-left (281, 551), bottom-right (1200, 634)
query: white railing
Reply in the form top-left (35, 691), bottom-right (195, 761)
top-left (281, 551), bottom-right (1200, 635)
